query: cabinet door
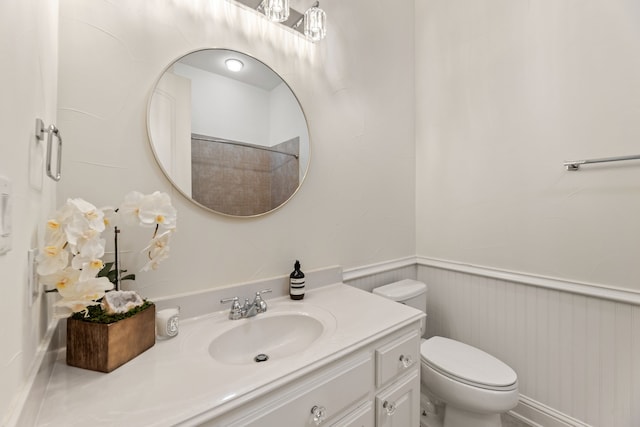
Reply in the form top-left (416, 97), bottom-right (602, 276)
top-left (375, 371), bottom-right (420, 427)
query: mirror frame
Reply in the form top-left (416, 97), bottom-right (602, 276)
top-left (146, 47), bottom-right (311, 218)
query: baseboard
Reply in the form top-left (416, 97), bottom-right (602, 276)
top-left (512, 395), bottom-right (592, 427)
top-left (4, 319), bottom-right (62, 427)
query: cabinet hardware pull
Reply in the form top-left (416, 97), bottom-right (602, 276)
top-left (399, 354), bottom-right (413, 368)
top-left (383, 400), bottom-right (397, 416)
top-left (310, 405), bottom-right (327, 425)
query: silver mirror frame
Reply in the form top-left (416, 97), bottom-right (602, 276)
top-left (146, 47), bottom-right (311, 218)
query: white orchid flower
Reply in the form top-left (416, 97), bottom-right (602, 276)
top-left (54, 281), bottom-right (113, 317)
top-left (140, 230), bottom-right (172, 272)
top-left (36, 244), bottom-right (69, 275)
top-left (43, 218), bottom-right (66, 248)
top-left (101, 206), bottom-right (119, 229)
top-left (53, 277), bottom-right (111, 318)
top-left (40, 267), bottom-right (80, 290)
top-left (118, 191), bottom-right (145, 225)
top-left (140, 255), bottom-right (169, 272)
top-left (53, 300), bottom-right (98, 319)
top-left (64, 200), bottom-right (106, 257)
top-left (70, 235), bottom-right (105, 270)
top-left (71, 275), bottom-right (113, 302)
top-left (67, 198), bottom-right (105, 233)
top-left (79, 259), bottom-right (107, 281)
top-left (138, 191), bottom-right (177, 229)
top-left (38, 208), bottom-right (74, 276)
top-left (54, 261), bottom-right (113, 316)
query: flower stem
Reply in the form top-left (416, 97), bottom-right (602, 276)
top-left (114, 226), bottom-right (121, 291)
top-left (147, 224), bottom-right (159, 261)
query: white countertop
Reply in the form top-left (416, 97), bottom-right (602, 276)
top-left (34, 283), bottom-right (423, 427)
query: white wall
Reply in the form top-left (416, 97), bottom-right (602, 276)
top-left (415, 1), bottom-right (640, 426)
top-left (415, 0), bottom-right (640, 293)
top-left (0, 0), bottom-right (58, 424)
top-left (57, 0), bottom-right (416, 299)
top-left (178, 63), bottom-right (272, 145)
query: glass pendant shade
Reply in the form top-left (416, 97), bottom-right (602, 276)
top-left (264, 0), bottom-right (290, 22)
top-left (304, 6), bottom-right (327, 42)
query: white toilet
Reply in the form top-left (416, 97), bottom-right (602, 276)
top-left (373, 279), bottom-right (519, 427)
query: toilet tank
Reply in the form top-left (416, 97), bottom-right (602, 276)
top-left (372, 279), bottom-right (427, 314)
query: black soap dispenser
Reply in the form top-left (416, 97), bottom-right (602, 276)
top-left (289, 260), bottom-right (305, 300)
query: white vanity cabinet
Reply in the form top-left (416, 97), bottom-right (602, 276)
top-left (207, 326), bottom-right (421, 427)
top-left (32, 284), bottom-right (425, 427)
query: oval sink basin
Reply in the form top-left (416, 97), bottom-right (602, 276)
top-left (208, 307), bottom-right (336, 365)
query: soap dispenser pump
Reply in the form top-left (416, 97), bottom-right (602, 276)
top-left (289, 260), bottom-right (305, 300)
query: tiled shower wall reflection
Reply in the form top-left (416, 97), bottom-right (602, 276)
top-left (191, 137), bottom-right (299, 216)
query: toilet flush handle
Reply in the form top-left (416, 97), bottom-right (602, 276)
top-left (399, 354), bottom-right (414, 368)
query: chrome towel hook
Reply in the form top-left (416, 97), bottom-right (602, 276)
top-left (35, 118), bottom-right (62, 182)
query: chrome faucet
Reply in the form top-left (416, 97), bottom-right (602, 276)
top-left (220, 289), bottom-right (272, 320)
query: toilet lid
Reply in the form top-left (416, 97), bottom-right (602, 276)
top-left (372, 279), bottom-right (426, 302)
top-left (421, 337), bottom-right (517, 391)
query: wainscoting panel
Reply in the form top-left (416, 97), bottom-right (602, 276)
top-left (418, 263), bottom-right (640, 427)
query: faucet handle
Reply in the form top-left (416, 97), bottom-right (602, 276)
top-left (254, 289), bottom-right (272, 313)
top-left (220, 296), bottom-right (239, 305)
top-left (220, 296), bottom-right (243, 320)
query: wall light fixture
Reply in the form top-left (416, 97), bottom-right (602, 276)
top-left (225, 58), bottom-right (244, 72)
top-left (302, 2), bottom-right (326, 42)
top-left (263, 0), bottom-right (290, 22)
top-left (235, 0), bottom-right (327, 42)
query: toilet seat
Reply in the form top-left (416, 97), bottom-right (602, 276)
top-left (421, 337), bottom-right (518, 392)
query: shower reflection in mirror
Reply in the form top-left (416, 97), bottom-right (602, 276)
top-left (148, 49), bottom-right (310, 217)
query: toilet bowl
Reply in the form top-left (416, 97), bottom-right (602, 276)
top-left (373, 280), bottom-right (519, 427)
top-left (421, 336), bottom-right (519, 427)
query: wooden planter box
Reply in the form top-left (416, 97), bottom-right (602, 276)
top-left (66, 304), bottom-right (156, 373)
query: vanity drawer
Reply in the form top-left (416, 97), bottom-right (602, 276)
top-left (375, 331), bottom-right (420, 388)
top-left (229, 353), bottom-right (374, 426)
top-left (332, 402), bottom-right (374, 427)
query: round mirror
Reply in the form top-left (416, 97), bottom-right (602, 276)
top-left (147, 49), bottom-right (310, 217)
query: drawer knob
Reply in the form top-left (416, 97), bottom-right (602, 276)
top-left (310, 405), bottom-right (327, 425)
top-left (399, 354), bottom-right (414, 368)
top-left (383, 400), bottom-right (397, 416)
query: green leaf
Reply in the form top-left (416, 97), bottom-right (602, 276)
top-left (98, 262), bottom-right (114, 277)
